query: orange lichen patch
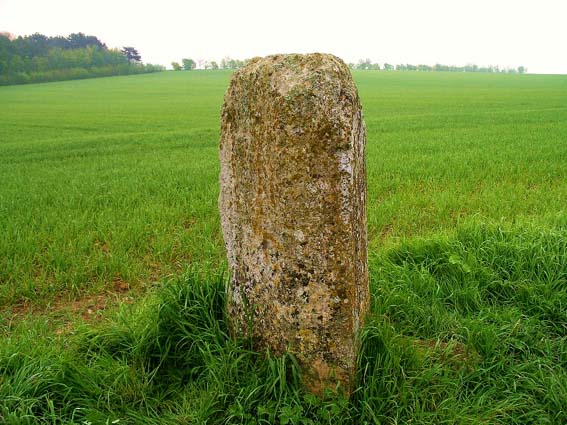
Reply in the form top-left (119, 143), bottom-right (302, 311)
top-left (302, 357), bottom-right (351, 398)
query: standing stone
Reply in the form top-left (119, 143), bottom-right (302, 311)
top-left (219, 53), bottom-right (368, 396)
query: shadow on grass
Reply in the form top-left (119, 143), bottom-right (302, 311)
top-left (1, 221), bottom-right (566, 424)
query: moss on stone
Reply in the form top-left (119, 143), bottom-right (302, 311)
top-left (219, 53), bottom-right (368, 397)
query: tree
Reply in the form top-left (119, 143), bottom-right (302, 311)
top-left (356, 58), bottom-right (371, 70)
top-left (0, 32), bottom-right (164, 86)
top-left (210, 61), bottom-right (219, 70)
top-left (23, 33), bottom-right (49, 56)
top-left (182, 58), bottom-right (196, 70)
top-left (49, 36), bottom-right (70, 49)
top-left (121, 47), bottom-right (141, 63)
top-left (383, 63), bottom-right (394, 71)
top-left (67, 33), bottom-right (106, 50)
top-left (171, 61), bottom-right (182, 71)
top-left (518, 66), bottom-right (527, 74)
top-left (0, 41), bottom-right (10, 73)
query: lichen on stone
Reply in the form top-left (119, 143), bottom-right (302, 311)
top-left (219, 53), bottom-right (369, 397)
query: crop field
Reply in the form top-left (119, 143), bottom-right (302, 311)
top-left (1, 70), bottom-right (567, 423)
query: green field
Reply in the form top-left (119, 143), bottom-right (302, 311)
top-left (1, 70), bottom-right (567, 423)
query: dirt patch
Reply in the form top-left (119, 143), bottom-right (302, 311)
top-left (51, 294), bottom-right (110, 335)
top-left (10, 300), bottom-right (30, 316)
top-left (113, 276), bottom-right (131, 293)
top-left (94, 238), bottom-right (110, 254)
top-left (3, 281), bottom-right (135, 335)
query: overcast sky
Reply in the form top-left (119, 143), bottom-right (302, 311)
top-left (1, 0), bottom-right (566, 74)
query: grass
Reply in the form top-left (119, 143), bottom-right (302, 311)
top-left (1, 70), bottom-right (567, 423)
top-left (1, 223), bottom-right (566, 423)
top-left (1, 70), bottom-right (566, 306)
top-left (0, 71), bottom-right (228, 306)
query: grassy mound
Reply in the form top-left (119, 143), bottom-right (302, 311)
top-left (2, 221), bottom-right (566, 424)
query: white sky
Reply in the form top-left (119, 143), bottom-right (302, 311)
top-left (1, 0), bottom-right (566, 74)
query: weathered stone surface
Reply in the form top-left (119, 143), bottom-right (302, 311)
top-left (219, 53), bottom-right (369, 395)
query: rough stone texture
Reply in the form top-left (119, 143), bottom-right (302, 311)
top-left (219, 53), bottom-right (369, 396)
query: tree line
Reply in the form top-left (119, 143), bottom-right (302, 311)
top-left (349, 58), bottom-right (526, 74)
top-left (171, 56), bottom-right (527, 74)
top-left (171, 57), bottom-right (251, 71)
top-left (0, 32), bottom-right (164, 85)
